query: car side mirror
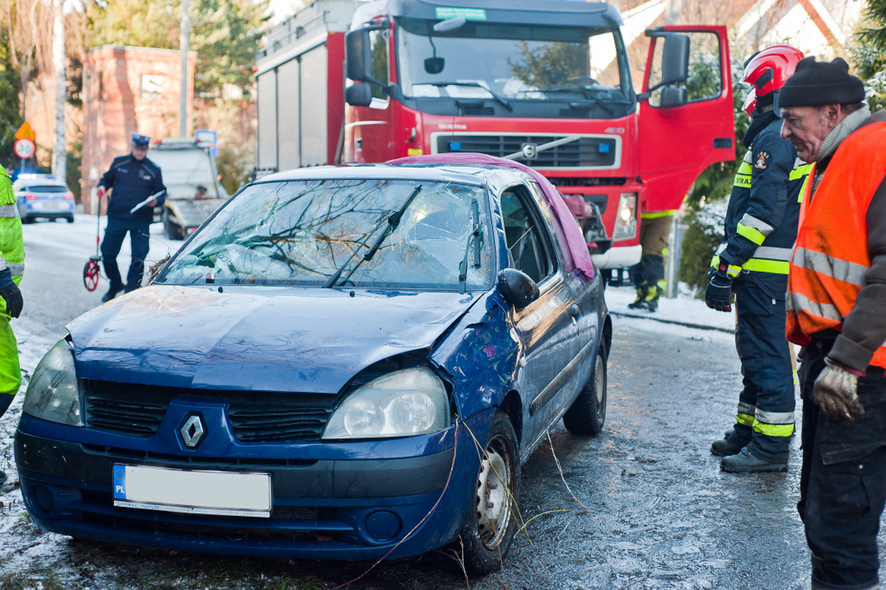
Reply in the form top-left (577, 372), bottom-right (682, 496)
top-left (497, 268), bottom-right (539, 309)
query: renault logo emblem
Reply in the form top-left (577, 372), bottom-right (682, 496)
top-left (521, 143), bottom-right (538, 160)
top-left (180, 414), bottom-right (206, 449)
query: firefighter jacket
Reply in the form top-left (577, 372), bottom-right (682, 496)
top-left (786, 121), bottom-right (886, 369)
top-left (0, 168), bottom-right (24, 397)
top-left (711, 111), bottom-right (812, 296)
top-left (98, 154), bottom-right (166, 223)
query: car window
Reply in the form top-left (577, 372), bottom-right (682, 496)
top-left (147, 148), bottom-right (219, 190)
top-left (21, 185), bottom-right (67, 193)
top-left (157, 177), bottom-right (495, 290)
top-left (500, 186), bottom-right (555, 283)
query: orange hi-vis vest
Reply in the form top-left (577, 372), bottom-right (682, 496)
top-left (786, 121), bottom-right (886, 367)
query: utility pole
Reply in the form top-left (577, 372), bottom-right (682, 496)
top-left (179, 0), bottom-right (191, 138)
top-left (52, 0), bottom-right (66, 181)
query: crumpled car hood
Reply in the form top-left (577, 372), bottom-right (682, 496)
top-left (68, 285), bottom-right (480, 393)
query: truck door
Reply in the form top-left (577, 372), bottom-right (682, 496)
top-left (638, 26), bottom-right (735, 213)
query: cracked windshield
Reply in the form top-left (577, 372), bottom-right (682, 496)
top-left (397, 18), bottom-right (630, 105)
top-left (156, 178), bottom-right (494, 289)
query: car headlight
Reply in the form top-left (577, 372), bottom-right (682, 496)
top-left (323, 367), bottom-right (449, 440)
top-left (22, 339), bottom-right (83, 426)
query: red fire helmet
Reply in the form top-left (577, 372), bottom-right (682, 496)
top-left (741, 44), bottom-right (804, 115)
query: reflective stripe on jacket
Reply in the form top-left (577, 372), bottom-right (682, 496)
top-left (786, 122), bottom-right (886, 367)
top-left (0, 169), bottom-right (24, 282)
top-left (710, 116), bottom-right (811, 286)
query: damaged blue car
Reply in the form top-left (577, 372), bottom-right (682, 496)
top-left (15, 154), bottom-right (610, 574)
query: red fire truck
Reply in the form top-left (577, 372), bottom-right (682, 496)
top-left (254, 0), bottom-right (734, 272)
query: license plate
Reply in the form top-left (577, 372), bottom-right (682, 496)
top-left (113, 464), bottom-right (271, 518)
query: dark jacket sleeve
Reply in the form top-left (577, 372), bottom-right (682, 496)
top-left (97, 156), bottom-right (121, 191)
top-left (829, 175), bottom-right (886, 372)
top-left (721, 125), bottom-right (797, 267)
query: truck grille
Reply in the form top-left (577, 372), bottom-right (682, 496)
top-left (84, 381), bottom-right (335, 442)
top-left (435, 134), bottom-right (618, 168)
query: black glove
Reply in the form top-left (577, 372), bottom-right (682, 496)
top-left (0, 268), bottom-right (23, 319)
top-left (704, 271), bottom-right (732, 312)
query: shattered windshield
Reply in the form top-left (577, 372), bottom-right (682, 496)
top-left (156, 177), bottom-right (495, 290)
top-left (397, 18), bottom-right (631, 106)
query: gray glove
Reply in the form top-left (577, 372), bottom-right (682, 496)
top-left (813, 358), bottom-right (865, 421)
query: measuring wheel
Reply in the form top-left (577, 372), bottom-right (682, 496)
top-left (83, 257), bottom-right (101, 292)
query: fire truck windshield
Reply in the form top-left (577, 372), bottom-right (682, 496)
top-left (396, 18), bottom-right (633, 116)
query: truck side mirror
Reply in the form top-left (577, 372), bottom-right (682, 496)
top-left (660, 33), bottom-right (689, 85)
top-left (497, 268), bottom-right (539, 309)
top-left (659, 86), bottom-right (687, 108)
top-left (346, 29), bottom-right (371, 82)
top-left (345, 83), bottom-right (373, 107)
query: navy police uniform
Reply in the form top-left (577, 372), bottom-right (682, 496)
top-left (711, 109), bottom-right (811, 464)
top-left (98, 134), bottom-right (165, 298)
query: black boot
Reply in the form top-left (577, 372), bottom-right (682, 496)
top-left (711, 435), bottom-right (746, 457)
top-left (102, 284), bottom-right (124, 303)
top-left (720, 447), bottom-right (788, 473)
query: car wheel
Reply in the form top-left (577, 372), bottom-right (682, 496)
top-left (66, 216), bottom-right (75, 223)
top-left (163, 211), bottom-right (183, 240)
top-left (21, 216), bottom-right (33, 224)
top-left (563, 345), bottom-right (607, 435)
top-left (459, 411), bottom-right (520, 575)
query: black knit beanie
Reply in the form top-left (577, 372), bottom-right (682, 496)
top-left (778, 56), bottom-right (865, 107)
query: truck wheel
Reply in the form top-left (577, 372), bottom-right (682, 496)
top-left (163, 212), bottom-right (183, 240)
top-left (459, 411), bottom-right (520, 575)
top-left (563, 345), bottom-right (607, 435)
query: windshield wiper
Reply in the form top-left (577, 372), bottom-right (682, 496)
top-left (324, 185), bottom-right (423, 288)
top-left (430, 81), bottom-right (513, 111)
top-left (458, 198), bottom-right (482, 294)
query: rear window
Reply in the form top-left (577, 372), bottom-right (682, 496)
top-left (23, 185), bottom-right (67, 193)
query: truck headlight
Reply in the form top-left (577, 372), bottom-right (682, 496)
top-left (22, 339), bottom-right (83, 427)
top-left (612, 192), bottom-right (638, 241)
top-left (323, 367), bottom-right (449, 439)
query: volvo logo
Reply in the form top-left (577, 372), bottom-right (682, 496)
top-left (521, 143), bottom-right (538, 160)
top-left (179, 414), bottom-right (206, 449)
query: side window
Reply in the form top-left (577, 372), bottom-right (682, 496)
top-left (369, 28), bottom-right (389, 101)
top-left (646, 31), bottom-right (723, 107)
top-left (500, 187), bottom-right (555, 284)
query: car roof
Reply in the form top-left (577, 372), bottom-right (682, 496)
top-left (255, 162), bottom-right (533, 189)
top-left (13, 174), bottom-right (67, 187)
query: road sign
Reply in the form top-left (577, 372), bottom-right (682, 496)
top-left (15, 122), bottom-right (35, 141)
top-left (13, 139), bottom-right (35, 159)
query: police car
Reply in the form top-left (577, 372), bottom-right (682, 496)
top-left (12, 173), bottom-right (75, 224)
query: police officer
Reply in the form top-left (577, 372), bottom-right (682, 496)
top-left (706, 45), bottom-right (812, 473)
top-left (0, 167), bottom-right (24, 486)
top-left (97, 132), bottom-right (166, 303)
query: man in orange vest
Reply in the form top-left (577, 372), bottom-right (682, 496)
top-left (779, 56), bottom-right (886, 590)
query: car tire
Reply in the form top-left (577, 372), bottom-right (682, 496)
top-left (563, 345), bottom-right (607, 436)
top-left (66, 216), bottom-right (75, 223)
top-left (163, 210), bottom-right (183, 240)
top-left (21, 216), bottom-right (33, 224)
top-left (458, 411), bottom-right (520, 575)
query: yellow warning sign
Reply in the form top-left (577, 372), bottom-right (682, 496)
top-left (15, 122), bottom-right (35, 141)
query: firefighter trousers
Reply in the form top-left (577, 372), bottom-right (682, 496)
top-left (732, 280), bottom-right (795, 461)
top-left (799, 337), bottom-right (886, 590)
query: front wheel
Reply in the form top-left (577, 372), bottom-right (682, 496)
top-left (563, 345), bottom-right (607, 435)
top-left (459, 411), bottom-right (520, 575)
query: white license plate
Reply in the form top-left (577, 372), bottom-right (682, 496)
top-left (113, 464), bottom-right (271, 518)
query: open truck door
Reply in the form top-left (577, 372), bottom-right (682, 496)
top-left (638, 26), bottom-right (735, 213)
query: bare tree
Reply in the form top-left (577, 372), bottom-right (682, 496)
top-left (52, 0), bottom-right (66, 179)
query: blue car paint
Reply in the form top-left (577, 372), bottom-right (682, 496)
top-left (68, 286), bottom-right (479, 392)
top-left (15, 162), bottom-right (608, 565)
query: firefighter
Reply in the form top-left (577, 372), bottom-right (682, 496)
top-left (627, 211), bottom-right (672, 312)
top-left (97, 132), bottom-right (166, 303)
top-left (706, 45), bottom-right (812, 473)
top-left (779, 56), bottom-right (886, 590)
top-left (0, 167), bottom-right (24, 486)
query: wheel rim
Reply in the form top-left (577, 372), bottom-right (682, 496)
top-left (83, 260), bottom-right (100, 292)
top-left (474, 436), bottom-right (514, 549)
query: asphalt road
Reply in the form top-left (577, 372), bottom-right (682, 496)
top-left (0, 217), bottom-right (858, 589)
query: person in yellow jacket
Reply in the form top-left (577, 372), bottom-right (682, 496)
top-left (779, 57), bottom-right (886, 590)
top-left (0, 168), bottom-right (25, 487)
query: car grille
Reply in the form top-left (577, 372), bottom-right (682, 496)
top-left (83, 381), bottom-right (336, 442)
top-left (435, 134), bottom-right (618, 168)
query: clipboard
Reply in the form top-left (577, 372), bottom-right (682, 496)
top-left (129, 190), bottom-right (166, 215)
